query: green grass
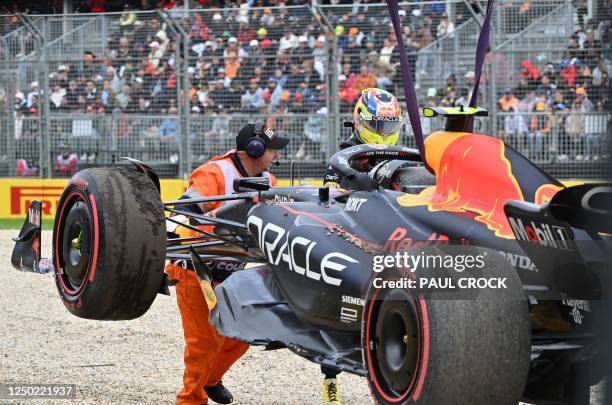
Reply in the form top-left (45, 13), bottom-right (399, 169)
top-left (0, 218), bottom-right (54, 230)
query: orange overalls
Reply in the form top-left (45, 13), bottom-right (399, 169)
top-left (165, 150), bottom-right (276, 405)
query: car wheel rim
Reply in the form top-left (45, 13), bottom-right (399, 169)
top-left (57, 193), bottom-right (93, 295)
top-left (371, 288), bottom-right (421, 398)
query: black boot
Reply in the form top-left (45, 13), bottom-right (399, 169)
top-left (205, 381), bottom-right (233, 404)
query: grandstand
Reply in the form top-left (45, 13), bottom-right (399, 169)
top-left (0, 0), bottom-right (609, 179)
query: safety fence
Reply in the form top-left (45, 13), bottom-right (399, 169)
top-left (0, 0), bottom-right (609, 179)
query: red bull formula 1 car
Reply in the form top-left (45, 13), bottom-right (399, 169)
top-left (10, 0), bottom-right (612, 402)
top-left (12, 105), bottom-right (612, 405)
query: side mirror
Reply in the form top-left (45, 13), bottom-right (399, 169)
top-left (340, 172), bottom-right (379, 192)
top-left (233, 177), bottom-right (271, 193)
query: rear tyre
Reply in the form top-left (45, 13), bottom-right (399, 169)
top-left (362, 247), bottom-right (531, 404)
top-left (53, 167), bottom-right (165, 320)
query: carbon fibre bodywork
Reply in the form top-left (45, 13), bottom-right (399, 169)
top-left (200, 134), bottom-right (610, 389)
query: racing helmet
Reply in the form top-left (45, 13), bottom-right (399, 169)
top-left (353, 88), bottom-right (402, 145)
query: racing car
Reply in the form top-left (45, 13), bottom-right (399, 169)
top-left (11, 104), bottom-right (612, 405)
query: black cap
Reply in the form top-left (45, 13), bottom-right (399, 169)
top-left (236, 123), bottom-right (289, 151)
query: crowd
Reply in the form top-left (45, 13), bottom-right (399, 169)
top-left (493, 15), bottom-right (611, 162)
top-left (3, 1), bottom-right (610, 174)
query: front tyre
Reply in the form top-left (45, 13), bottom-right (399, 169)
top-left (53, 167), bottom-right (165, 320)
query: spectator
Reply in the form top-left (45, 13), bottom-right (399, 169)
top-left (209, 79), bottom-right (230, 106)
top-left (513, 78), bottom-right (530, 100)
top-left (436, 13), bottom-right (455, 38)
top-left (237, 22), bottom-right (254, 46)
top-left (502, 106), bottom-right (527, 153)
top-left (224, 51), bottom-right (241, 80)
top-left (301, 60), bottom-right (323, 91)
top-left (279, 28), bottom-right (298, 53)
top-left (565, 98), bottom-right (586, 160)
top-left (147, 40), bottom-right (164, 70)
top-left (241, 78), bottom-right (265, 112)
top-left (203, 104), bottom-right (231, 154)
top-left (83, 80), bottom-right (98, 109)
top-left (159, 105), bottom-right (179, 135)
top-left (583, 31), bottom-right (602, 69)
top-left (529, 101), bottom-right (553, 160)
top-left (367, 47), bottom-right (396, 91)
top-left (551, 90), bottom-right (568, 110)
top-left (264, 77), bottom-right (284, 113)
top-left (14, 91), bottom-right (26, 112)
top-left (26, 81), bottom-right (39, 108)
top-left (224, 37), bottom-right (247, 61)
top-left (338, 74), bottom-right (359, 111)
top-left (63, 80), bottom-right (81, 112)
top-left (379, 38), bottom-right (397, 67)
top-left (441, 89), bottom-right (458, 107)
top-left (499, 88), bottom-right (519, 112)
top-left (575, 86), bottom-right (594, 111)
top-left (100, 80), bottom-right (111, 108)
top-left (49, 83), bottom-right (66, 111)
top-left (241, 40), bottom-right (262, 78)
top-left (285, 64), bottom-right (303, 92)
top-left (54, 143), bottom-right (79, 176)
top-left (536, 75), bottom-right (557, 100)
top-left (311, 36), bottom-right (326, 69)
top-left (340, 63), bottom-right (356, 88)
top-left (15, 159), bottom-right (39, 176)
top-left (456, 87), bottom-right (470, 107)
top-left (352, 64), bottom-right (377, 94)
top-left (591, 58), bottom-right (609, 104)
top-left (414, 25), bottom-right (433, 75)
top-left (584, 101), bottom-right (609, 160)
top-left (291, 35), bottom-right (311, 63)
top-left (225, 80), bottom-right (243, 112)
top-left (520, 59), bottom-right (540, 87)
top-left (542, 62), bottom-right (559, 86)
top-left (297, 106), bottom-right (327, 160)
top-left (272, 68), bottom-right (287, 89)
top-left (560, 59), bottom-right (578, 88)
top-left (115, 83), bottom-right (132, 111)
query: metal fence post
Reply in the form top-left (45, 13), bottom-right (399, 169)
top-left (20, 14), bottom-right (48, 178)
top-left (0, 34), bottom-right (15, 175)
top-left (158, 10), bottom-right (188, 179)
top-left (313, 5), bottom-right (338, 156)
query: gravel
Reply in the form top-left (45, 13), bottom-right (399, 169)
top-left (1, 230), bottom-right (604, 404)
top-left (1, 231), bottom-right (372, 405)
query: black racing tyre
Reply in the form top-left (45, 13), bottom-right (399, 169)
top-left (391, 166), bottom-right (435, 194)
top-left (52, 167), bottom-right (165, 320)
top-left (362, 247), bottom-right (531, 405)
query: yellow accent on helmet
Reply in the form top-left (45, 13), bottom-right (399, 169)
top-left (353, 88), bottom-right (401, 146)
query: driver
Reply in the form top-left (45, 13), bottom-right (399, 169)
top-left (320, 88), bottom-right (401, 404)
top-left (323, 88), bottom-right (402, 187)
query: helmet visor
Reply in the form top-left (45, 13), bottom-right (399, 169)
top-left (359, 112), bottom-right (402, 136)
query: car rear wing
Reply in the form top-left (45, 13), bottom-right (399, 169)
top-left (504, 183), bottom-right (612, 299)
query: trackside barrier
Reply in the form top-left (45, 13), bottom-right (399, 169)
top-left (0, 177), bottom-right (590, 220)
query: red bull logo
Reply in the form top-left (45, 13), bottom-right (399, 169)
top-left (534, 183), bottom-right (563, 205)
top-left (398, 132), bottom-right (526, 238)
